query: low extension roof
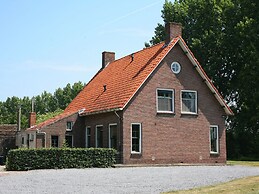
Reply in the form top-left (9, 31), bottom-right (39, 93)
top-left (65, 37), bottom-right (233, 116)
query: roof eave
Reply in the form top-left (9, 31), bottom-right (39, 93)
top-left (79, 107), bottom-right (123, 116)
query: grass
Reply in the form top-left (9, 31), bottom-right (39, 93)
top-left (164, 161), bottom-right (259, 194)
top-left (164, 176), bottom-right (259, 194)
top-left (227, 160), bottom-right (259, 167)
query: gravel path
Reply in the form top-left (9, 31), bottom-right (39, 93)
top-left (0, 165), bottom-right (259, 194)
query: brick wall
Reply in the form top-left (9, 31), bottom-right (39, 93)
top-left (39, 113), bottom-right (84, 148)
top-left (123, 43), bottom-right (226, 164)
top-left (84, 112), bottom-right (122, 151)
top-left (0, 124), bottom-right (17, 157)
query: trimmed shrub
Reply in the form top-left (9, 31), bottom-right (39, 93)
top-left (6, 148), bottom-right (116, 171)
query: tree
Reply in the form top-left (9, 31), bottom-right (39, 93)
top-left (147, 0), bottom-right (259, 159)
top-left (0, 81), bottom-right (85, 130)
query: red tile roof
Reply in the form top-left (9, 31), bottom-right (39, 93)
top-left (26, 111), bottom-right (76, 131)
top-left (27, 36), bottom-right (232, 131)
top-left (64, 38), bottom-right (179, 115)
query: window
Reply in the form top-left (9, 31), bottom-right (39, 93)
top-left (181, 90), bottom-right (197, 114)
top-left (131, 123), bottom-right (141, 154)
top-left (171, 62), bottom-right (181, 74)
top-left (157, 89), bottom-right (174, 113)
top-left (95, 125), bottom-right (103, 148)
top-left (210, 125), bottom-right (219, 154)
top-left (66, 121), bottom-right (73, 131)
top-left (51, 135), bottom-right (59, 147)
top-left (109, 124), bottom-right (117, 149)
top-left (65, 135), bottom-right (73, 148)
top-left (85, 127), bottom-right (91, 148)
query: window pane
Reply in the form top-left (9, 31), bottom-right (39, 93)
top-left (96, 126), bottom-right (103, 148)
top-left (182, 91), bottom-right (196, 113)
top-left (51, 136), bottom-right (59, 147)
top-left (65, 135), bottom-right (73, 147)
top-left (157, 90), bottom-right (173, 112)
top-left (210, 126), bottom-right (218, 153)
top-left (132, 124), bottom-right (141, 153)
top-left (109, 125), bottom-right (117, 149)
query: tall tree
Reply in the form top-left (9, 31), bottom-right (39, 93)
top-left (147, 0), bottom-right (259, 159)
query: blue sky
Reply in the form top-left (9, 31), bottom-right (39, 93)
top-left (0, 0), bottom-right (164, 101)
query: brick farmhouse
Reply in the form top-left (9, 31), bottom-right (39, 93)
top-left (17, 23), bottom-right (233, 164)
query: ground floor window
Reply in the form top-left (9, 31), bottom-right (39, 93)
top-left (65, 135), bottom-right (73, 147)
top-left (131, 123), bottom-right (141, 154)
top-left (86, 127), bottom-right (91, 148)
top-left (51, 135), bottom-right (59, 147)
top-left (96, 125), bottom-right (103, 148)
top-left (210, 125), bottom-right (219, 154)
top-left (109, 124), bottom-right (117, 149)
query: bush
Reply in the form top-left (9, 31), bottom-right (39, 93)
top-left (6, 148), bottom-right (116, 171)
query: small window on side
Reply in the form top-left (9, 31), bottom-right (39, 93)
top-left (66, 121), bottom-right (73, 131)
top-left (131, 123), bottom-right (142, 154)
top-left (210, 125), bottom-right (219, 154)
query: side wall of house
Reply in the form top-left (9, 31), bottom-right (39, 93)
top-left (123, 43), bottom-right (226, 164)
top-left (84, 112), bottom-right (123, 160)
top-left (38, 113), bottom-right (85, 148)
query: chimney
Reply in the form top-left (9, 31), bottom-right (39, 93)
top-left (29, 98), bottom-right (36, 127)
top-left (29, 112), bottom-right (36, 127)
top-left (165, 22), bottom-right (182, 45)
top-left (102, 51), bottom-right (115, 68)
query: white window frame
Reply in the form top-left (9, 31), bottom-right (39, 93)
top-left (156, 88), bottom-right (174, 113)
top-left (210, 125), bottom-right (219, 154)
top-left (171, 61), bottom-right (181, 74)
top-left (65, 134), bottom-right (73, 148)
top-left (109, 123), bottom-right (117, 149)
top-left (181, 90), bottom-right (197, 114)
top-left (66, 121), bottom-right (73, 131)
top-left (131, 123), bottom-right (142, 154)
top-left (95, 125), bottom-right (103, 148)
top-left (85, 126), bottom-right (91, 148)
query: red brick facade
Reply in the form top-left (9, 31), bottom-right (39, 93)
top-left (122, 43), bottom-right (226, 164)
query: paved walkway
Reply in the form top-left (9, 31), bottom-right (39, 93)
top-left (0, 165), bottom-right (259, 194)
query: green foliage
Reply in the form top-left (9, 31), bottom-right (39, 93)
top-left (147, 0), bottom-right (259, 159)
top-left (0, 81), bottom-right (84, 129)
top-left (6, 148), bottom-right (117, 171)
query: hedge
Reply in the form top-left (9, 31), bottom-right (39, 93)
top-left (6, 148), bottom-right (117, 171)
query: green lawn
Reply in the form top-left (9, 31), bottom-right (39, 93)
top-left (164, 161), bottom-right (259, 194)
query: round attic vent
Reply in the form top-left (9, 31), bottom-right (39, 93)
top-left (171, 62), bottom-right (181, 74)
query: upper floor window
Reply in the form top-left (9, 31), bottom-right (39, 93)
top-left (210, 125), bottom-right (219, 154)
top-left (181, 90), bottom-right (197, 114)
top-left (157, 89), bottom-right (174, 113)
top-left (66, 121), bottom-right (73, 131)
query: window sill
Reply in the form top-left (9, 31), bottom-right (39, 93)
top-left (157, 111), bottom-right (175, 114)
top-left (181, 112), bottom-right (198, 116)
top-left (210, 152), bottom-right (219, 155)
